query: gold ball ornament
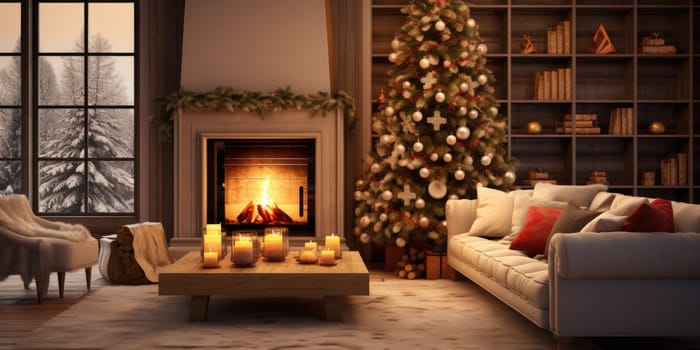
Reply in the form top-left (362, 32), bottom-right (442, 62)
top-left (648, 121), bottom-right (665, 134)
top-left (526, 121), bottom-right (542, 134)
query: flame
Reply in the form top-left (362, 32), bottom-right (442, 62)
top-left (260, 177), bottom-right (270, 206)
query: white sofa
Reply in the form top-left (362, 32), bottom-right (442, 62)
top-left (446, 183), bottom-right (700, 337)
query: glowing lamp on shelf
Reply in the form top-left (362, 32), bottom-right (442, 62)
top-left (648, 121), bottom-right (666, 134)
top-left (525, 121), bottom-right (542, 134)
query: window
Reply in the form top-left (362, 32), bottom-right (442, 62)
top-left (0, 1), bottom-right (23, 195)
top-left (0, 0), bottom-right (137, 216)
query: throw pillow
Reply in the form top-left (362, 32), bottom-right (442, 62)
top-left (622, 198), bottom-right (675, 233)
top-left (532, 183), bottom-right (607, 208)
top-left (609, 194), bottom-right (648, 216)
top-left (509, 206), bottom-right (563, 257)
top-left (467, 185), bottom-right (514, 238)
top-left (671, 201), bottom-right (700, 233)
top-left (506, 192), bottom-right (567, 242)
top-left (544, 201), bottom-right (603, 256)
top-left (580, 212), bottom-right (627, 232)
top-left (588, 192), bottom-right (616, 212)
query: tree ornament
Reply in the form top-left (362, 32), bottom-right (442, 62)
top-left (370, 163), bottom-right (382, 173)
top-left (446, 134), bottom-right (457, 145)
top-left (384, 106), bottom-right (395, 116)
top-left (443, 152), bottom-right (453, 163)
top-left (419, 216), bottom-right (430, 228)
top-left (396, 144), bottom-right (406, 154)
top-left (504, 171), bottom-right (516, 184)
top-left (476, 43), bottom-right (488, 55)
top-left (377, 190), bottom-right (391, 202)
top-left (362, 191), bottom-right (370, 200)
top-left (454, 168), bottom-right (466, 180)
top-left (380, 134), bottom-right (393, 145)
top-left (443, 59), bottom-right (451, 68)
top-left (391, 39), bottom-right (401, 50)
top-left (395, 237), bottom-right (407, 248)
top-left (477, 74), bottom-right (488, 85)
top-left (435, 20), bottom-right (446, 31)
top-left (388, 52), bottom-right (398, 63)
top-left (465, 155), bottom-right (473, 165)
top-left (468, 109), bottom-right (479, 119)
top-left (412, 111), bottom-right (423, 122)
top-left (456, 126), bottom-right (470, 140)
top-left (428, 111), bottom-right (447, 130)
top-left (413, 140), bottom-right (424, 152)
top-left (489, 106), bottom-right (499, 116)
top-left (360, 215), bottom-right (371, 228)
top-left (421, 72), bottom-right (438, 90)
top-left (481, 154), bottom-right (492, 166)
top-left (400, 112), bottom-right (418, 136)
top-left (419, 167), bottom-right (430, 178)
top-left (419, 57), bottom-right (430, 69)
top-left (376, 90), bottom-right (386, 103)
top-left (459, 82), bottom-right (469, 92)
top-left (355, 179), bottom-right (364, 187)
top-left (458, 106), bottom-right (468, 115)
top-left (428, 180), bottom-right (448, 199)
top-left (415, 198), bottom-right (426, 209)
top-left (379, 213), bottom-right (388, 222)
top-left (402, 81), bottom-right (412, 90)
top-left (467, 18), bottom-right (476, 28)
top-left (360, 233), bottom-right (370, 244)
top-left (372, 120), bottom-right (385, 133)
top-left (435, 91), bottom-right (446, 103)
top-left (402, 90), bottom-right (412, 99)
top-left (397, 184), bottom-right (417, 206)
top-left (392, 223), bottom-right (401, 233)
top-left (430, 153), bottom-right (439, 162)
top-left (353, 190), bottom-right (363, 201)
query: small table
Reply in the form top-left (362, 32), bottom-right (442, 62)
top-left (158, 250), bottom-right (369, 321)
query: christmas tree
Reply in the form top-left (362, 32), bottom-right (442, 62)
top-left (353, 0), bottom-right (517, 250)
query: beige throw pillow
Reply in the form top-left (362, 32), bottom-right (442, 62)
top-left (467, 186), bottom-right (514, 238)
top-left (532, 183), bottom-right (607, 208)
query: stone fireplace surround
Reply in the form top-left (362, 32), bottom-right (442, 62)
top-left (172, 109), bottom-right (344, 248)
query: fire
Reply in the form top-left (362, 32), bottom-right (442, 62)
top-left (259, 177), bottom-right (270, 207)
top-left (235, 177), bottom-right (293, 225)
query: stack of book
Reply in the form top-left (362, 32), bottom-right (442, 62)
top-left (587, 170), bottom-right (608, 185)
top-left (608, 108), bottom-right (634, 135)
top-left (547, 20), bottom-right (571, 55)
top-left (556, 113), bottom-right (601, 134)
top-left (533, 68), bottom-right (572, 100)
top-left (522, 168), bottom-right (557, 186)
top-left (640, 35), bottom-right (676, 54)
top-left (660, 153), bottom-right (687, 186)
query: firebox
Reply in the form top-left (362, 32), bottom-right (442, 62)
top-left (206, 139), bottom-right (315, 236)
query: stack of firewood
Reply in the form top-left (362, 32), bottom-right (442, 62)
top-left (395, 247), bottom-right (426, 280)
top-left (236, 201), bottom-right (293, 224)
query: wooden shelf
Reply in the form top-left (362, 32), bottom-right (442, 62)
top-left (366, 0), bottom-right (698, 203)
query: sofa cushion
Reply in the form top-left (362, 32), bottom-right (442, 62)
top-left (580, 212), bottom-right (627, 232)
top-left (467, 186), bottom-right (514, 238)
top-left (509, 206), bottom-right (563, 257)
top-left (623, 198), bottom-right (675, 233)
top-left (532, 183), bottom-right (607, 208)
top-left (588, 191), bottom-right (616, 212)
top-left (671, 201), bottom-right (700, 233)
top-left (545, 201), bottom-right (603, 256)
top-left (506, 191), bottom-right (567, 242)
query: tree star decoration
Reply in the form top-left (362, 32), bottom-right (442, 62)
top-left (399, 112), bottom-right (419, 136)
top-left (421, 71), bottom-right (438, 90)
top-left (397, 184), bottom-right (417, 206)
top-left (427, 111), bottom-right (447, 131)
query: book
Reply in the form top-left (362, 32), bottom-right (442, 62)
top-left (640, 45), bottom-right (677, 54)
top-left (534, 72), bottom-right (543, 100)
top-left (551, 69), bottom-right (559, 100)
top-left (543, 70), bottom-right (551, 100)
top-left (625, 108), bottom-right (633, 135)
top-left (670, 156), bottom-right (678, 186)
top-left (564, 113), bottom-right (598, 121)
top-left (677, 153), bottom-right (687, 186)
top-left (563, 20), bottom-right (571, 54)
top-left (642, 37), bottom-right (665, 46)
top-left (556, 126), bottom-right (601, 134)
top-left (556, 22), bottom-right (564, 54)
top-left (557, 68), bottom-right (566, 100)
top-left (563, 120), bottom-right (594, 128)
top-left (547, 27), bottom-right (557, 54)
top-left (564, 68), bottom-right (572, 99)
top-left (609, 109), bottom-right (619, 134)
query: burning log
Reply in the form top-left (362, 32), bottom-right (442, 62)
top-left (272, 204), bottom-right (293, 223)
top-left (236, 201), bottom-right (294, 224)
top-left (237, 201), bottom-right (256, 224)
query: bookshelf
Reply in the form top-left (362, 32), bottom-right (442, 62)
top-left (365, 0), bottom-right (698, 203)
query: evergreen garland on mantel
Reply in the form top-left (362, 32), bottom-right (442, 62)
top-left (156, 86), bottom-right (357, 140)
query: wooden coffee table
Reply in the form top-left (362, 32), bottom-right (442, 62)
top-left (158, 250), bottom-right (369, 321)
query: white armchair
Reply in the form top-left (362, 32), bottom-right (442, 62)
top-left (0, 194), bottom-right (98, 303)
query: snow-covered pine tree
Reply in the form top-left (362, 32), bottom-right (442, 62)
top-left (39, 34), bottom-right (134, 213)
top-left (353, 0), bottom-right (517, 250)
top-left (0, 41), bottom-right (24, 193)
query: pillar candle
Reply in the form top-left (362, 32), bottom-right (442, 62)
top-left (204, 233), bottom-right (222, 260)
top-left (233, 238), bottom-right (254, 266)
top-left (325, 233), bottom-right (341, 258)
top-left (319, 248), bottom-right (336, 266)
top-left (299, 249), bottom-right (318, 264)
top-left (264, 233), bottom-right (285, 261)
top-left (304, 240), bottom-right (318, 251)
top-left (202, 251), bottom-right (219, 268)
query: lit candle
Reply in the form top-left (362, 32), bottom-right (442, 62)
top-left (304, 240), bottom-right (318, 251)
top-left (319, 248), bottom-right (336, 266)
top-left (205, 223), bottom-right (221, 236)
top-left (233, 237), bottom-right (254, 267)
top-left (204, 232), bottom-right (222, 260)
top-left (202, 251), bottom-right (219, 268)
top-left (264, 233), bottom-right (284, 261)
top-left (325, 233), bottom-right (341, 258)
top-left (299, 249), bottom-right (318, 264)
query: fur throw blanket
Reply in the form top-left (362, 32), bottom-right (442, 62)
top-left (0, 195), bottom-right (90, 242)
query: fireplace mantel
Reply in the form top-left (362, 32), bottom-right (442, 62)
top-left (173, 109), bottom-right (344, 244)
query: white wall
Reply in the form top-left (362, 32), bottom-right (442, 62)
top-left (181, 0), bottom-right (331, 93)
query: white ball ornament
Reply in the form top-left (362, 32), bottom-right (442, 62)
top-left (392, 224), bottom-right (401, 234)
top-left (419, 216), bottom-right (430, 228)
top-left (360, 233), bottom-right (370, 244)
top-left (459, 106), bottom-right (468, 116)
top-left (489, 106), bottom-right (499, 116)
top-left (476, 43), bottom-right (488, 55)
top-left (413, 141), bottom-right (424, 152)
top-left (456, 126), bottom-right (470, 140)
top-left (355, 179), bottom-right (364, 187)
top-left (467, 18), bottom-right (476, 29)
top-left (395, 237), bottom-right (407, 248)
top-left (443, 153), bottom-right (453, 163)
top-left (395, 144), bottom-right (406, 154)
top-left (402, 90), bottom-right (412, 99)
top-left (360, 215), bottom-right (371, 228)
top-left (380, 134), bottom-right (392, 145)
top-left (391, 39), bottom-right (400, 50)
top-left (428, 180), bottom-right (448, 199)
top-left (454, 169), bottom-right (466, 180)
top-left (430, 153), bottom-right (439, 162)
top-left (443, 59), bottom-right (451, 68)
top-left (382, 190), bottom-right (393, 201)
top-left (477, 74), bottom-right (488, 85)
top-left (465, 155), bottom-right (474, 165)
top-left (384, 106), bottom-right (395, 116)
top-left (388, 52), bottom-right (399, 63)
top-left (459, 82), bottom-right (469, 92)
top-left (412, 111), bottom-right (423, 122)
top-left (419, 167), bottom-right (430, 178)
top-left (402, 81), bottom-right (412, 90)
top-left (435, 20), bottom-right (446, 31)
top-left (353, 190), bottom-right (363, 201)
top-left (419, 57), bottom-right (430, 69)
top-left (379, 213), bottom-right (388, 222)
top-left (504, 171), bottom-right (516, 184)
top-left (446, 134), bottom-right (457, 145)
top-left (370, 163), bottom-right (381, 174)
top-left (481, 154), bottom-right (492, 166)
top-left (435, 91), bottom-right (446, 103)
top-left (415, 198), bottom-right (426, 209)
top-left (468, 109), bottom-right (479, 119)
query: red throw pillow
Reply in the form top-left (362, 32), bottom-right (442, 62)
top-left (622, 198), bottom-right (675, 232)
top-left (509, 206), bottom-right (563, 257)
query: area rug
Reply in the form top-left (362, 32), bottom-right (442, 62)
top-left (17, 278), bottom-right (558, 350)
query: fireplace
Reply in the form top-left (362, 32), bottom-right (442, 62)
top-left (173, 109), bottom-right (344, 244)
top-left (206, 139), bottom-right (315, 235)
